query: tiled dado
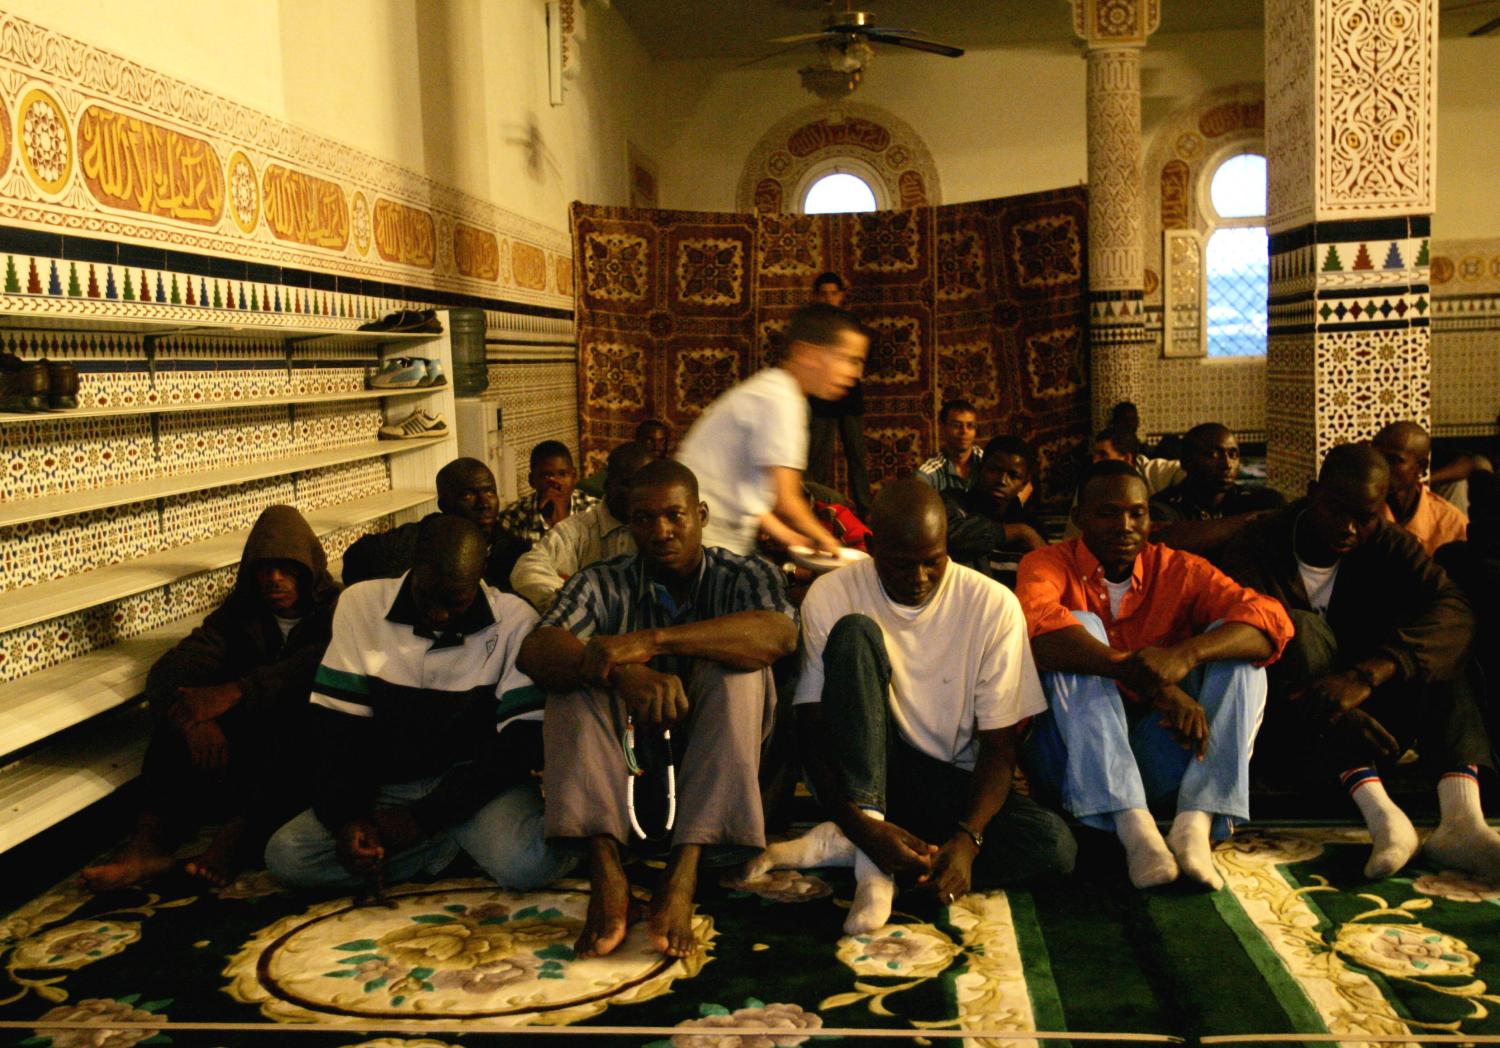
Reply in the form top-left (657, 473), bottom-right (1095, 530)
top-left (0, 459), bottom-right (393, 594)
top-left (2, 398), bottom-right (384, 501)
top-left (487, 361), bottom-right (579, 495)
top-left (0, 516), bottom-right (388, 684)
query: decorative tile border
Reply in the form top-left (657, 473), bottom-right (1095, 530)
top-left (0, 14), bottom-right (572, 309)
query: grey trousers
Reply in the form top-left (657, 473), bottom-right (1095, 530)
top-left (543, 661), bottom-right (776, 854)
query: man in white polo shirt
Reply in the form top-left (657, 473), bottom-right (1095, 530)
top-left (676, 302), bottom-right (867, 555)
top-left (264, 515), bottom-right (571, 892)
top-left (746, 479), bottom-right (1076, 934)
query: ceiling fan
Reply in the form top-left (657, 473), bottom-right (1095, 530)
top-left (743, 4), bottom-right (966, 101)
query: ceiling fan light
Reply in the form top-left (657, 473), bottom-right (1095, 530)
top-left (799, 64), bottom-right (861, 101)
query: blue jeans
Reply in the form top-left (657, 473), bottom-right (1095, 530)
top-left (1024, 612), bottom-right (1266, 840)
top-left (264, 777), bottom-right (575, 890)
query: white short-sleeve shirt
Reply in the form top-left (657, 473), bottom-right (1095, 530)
top-left (793, 559), bottom-right (1047, 770)
top-left (676, 367), bottom-right (809, 555)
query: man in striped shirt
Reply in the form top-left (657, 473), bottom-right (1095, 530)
top-left (264, 515), bottom-right (571, 892)
top-left (519, 460), bottom-right (797, 960)
top-left (917, 399), bottom-right (982, 495)
top-left (511, 441), bottom-right (655, 613)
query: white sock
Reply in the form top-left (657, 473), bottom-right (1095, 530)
top-left (742, 821), bottom-right (855, 880)
top-left (1425, 770), bottom-right (1500, 880)
top-left (1346, 771), bottom-right (1419, 879)
top-left (1167, 810), bottom-right (1223, 890)
top-left (844, 810), bottom-right (894, 936)
top-left (1113, 808), bottom-right (1178, 888)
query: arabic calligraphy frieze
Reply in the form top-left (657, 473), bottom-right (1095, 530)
top-left (261, 164), bottom-right (349, 250)
top-left (453, 220), bottom-right (499, 280)
top-left (373, 198), bottom-right (435, 268)
top-left (76, 105), bottom-right (225, 225)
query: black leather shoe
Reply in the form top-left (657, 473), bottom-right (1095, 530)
top-left (1, 353), bottom-right (49, 412)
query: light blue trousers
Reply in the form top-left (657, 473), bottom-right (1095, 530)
top-left (1024, 613), bottom-right (1266, 840)
top-left (264, 777), bottom-right (575, 890)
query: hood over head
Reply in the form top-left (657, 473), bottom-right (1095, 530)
top-left (234, 504), bottom-right (339, 613)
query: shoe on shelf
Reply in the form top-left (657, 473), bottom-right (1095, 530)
top-left (43, 360), bottom-right (79, 409)
top-left (392, 308), bottom-right (441, 334)
top-left (359, 310), bottom-right (409, 333)
top-left (359, 308), bottom-right (441, 334)
top-left (1, 352), bottom-right (49, 412)
top-left (368, 357), bottom-right (427, 389)
top-left (419, 359), bottom-right (446, 388)
top-left (379, 408), bottom-right (449, 440)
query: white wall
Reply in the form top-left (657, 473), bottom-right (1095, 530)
top-left (6, 0), bottom-right (659, 235)
top-left (1436, 38), bottom-right (1500, 241)
top-left (652, 42), bottom-right (1089, 211)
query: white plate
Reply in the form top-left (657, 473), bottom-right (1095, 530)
top-left (786, 544), bottom-right (870, 573)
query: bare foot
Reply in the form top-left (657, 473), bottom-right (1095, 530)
top-left (183, 817), bottom-right (248, 890)
top-left (82, 844), bottom-right (174, 892)
top-left (82, 812), bottom-right (175, 892)
top-left (575, 836), bottom-right (632, 959)
top-left (647, 844), bottom-right (701, 959)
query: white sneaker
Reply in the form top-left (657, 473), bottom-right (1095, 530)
top-left (379, 408), bottom-right (448, 440)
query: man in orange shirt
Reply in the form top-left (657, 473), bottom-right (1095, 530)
top-left (1017, 460), bottom-right (1293, 890)
top-left (1373, 421), bottom-right (1467, 556)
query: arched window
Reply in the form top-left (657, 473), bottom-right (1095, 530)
top-left (1203, 152), bottom-right (1268, 357)
top-left (802, 170), bottom-right (879, 215)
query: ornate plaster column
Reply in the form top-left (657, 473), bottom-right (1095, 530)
top-left (1264, 0), bottom-right (1437, 492)
top-left (1073, 0), bottom-right (1159, 430)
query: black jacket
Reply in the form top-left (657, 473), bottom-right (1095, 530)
top-left (146, 504), bottom-right (340, 716)
top-left (1219, 500), bottom-right (1474, 686)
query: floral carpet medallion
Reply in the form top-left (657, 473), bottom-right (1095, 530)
top-left (1216, 828), bottom-right (1500, 1041)
top-left (224, 878), bottom-right (714, 1026)
top-left (7, 829), bottom-right (1500, 1043)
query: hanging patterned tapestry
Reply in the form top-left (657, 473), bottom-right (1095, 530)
top-left (571, 187), bottom-right (1089, 502)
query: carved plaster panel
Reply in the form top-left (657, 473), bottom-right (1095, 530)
top-left (1085, 48), bottom-right (1145, 293)
top-left (736, 103), bottom-right (941, 214)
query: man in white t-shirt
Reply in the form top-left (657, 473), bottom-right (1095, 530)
top-left (676, 303), bottom-right (868, 556)
top-left (743, 479), bottom-right (1076, 934)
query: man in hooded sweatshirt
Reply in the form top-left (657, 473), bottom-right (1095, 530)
top-left (83, 505), bottom-right (341, 891)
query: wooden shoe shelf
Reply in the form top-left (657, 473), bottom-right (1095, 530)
top-left (0, 305), bottom-right (461, 853)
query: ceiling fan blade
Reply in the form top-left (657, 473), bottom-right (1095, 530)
top-left (1470, 14), bottom-right (1500, 34)
top-left (870, 33), bottom-right (965, 57)
top-left (736, 41), bottom-right (821, 68)
top-left (823, 21), bottom-right (920, 36)
top-left (769, 31), bottom-right (840, 44)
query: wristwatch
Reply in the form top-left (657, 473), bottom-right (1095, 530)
top-left (955, 820), bottom-right (984, 848)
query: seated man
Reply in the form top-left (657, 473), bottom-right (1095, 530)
top-left (492, 441), bottom-right (598, 586)
top-left (677, 302), bottom-right (866, 555)
top-left (944, 435), bottom-right (1049, 587)
top-left (1150, 423), bottom-right (1285, 559)
top-left (918, 399), bottom-right (982, 495)
top-left (579, 419), bottom-right (672, 498)
top-left (511, 441), bottom-right (654, 613)
top-left (1017, 461), bottom-right (1293, 890)
top-left (84, 505), bottom-right (340, 891)
top-left (747, 479), bottom-right (1076, 934)
top-left (1221, 444), bottom-right (1500, 880)
top-left (265, 515), bottom-right (571, 892)
top-left (1373, 421), bottom-right (1468, 556)
top-left (342, 457), bottom-right (509, 587)
top-left (518, 460), bottom-right (797, 959)
top-left (1093, 425), bottom-right (1184, 495)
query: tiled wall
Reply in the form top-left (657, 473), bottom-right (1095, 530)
top-left (1430, 239), bottom-right (1500, 439)
top-left (1133, 237), bottom-right (1492, 444)
top-left (0, 518), bottom-right (385, 684)
top-left (487, 361), bottom-right (582, 497)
